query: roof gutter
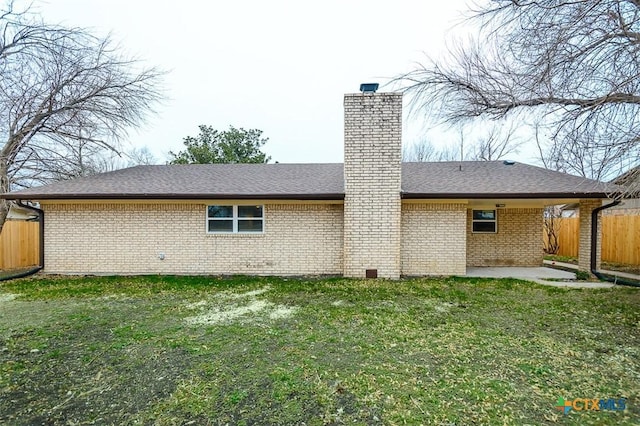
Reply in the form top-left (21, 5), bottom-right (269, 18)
top-left (591, 200), bottom-right (640, 287)
top-left (0, 200), bottom-right (44, 281)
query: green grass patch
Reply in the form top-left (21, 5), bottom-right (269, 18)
top-left (575, 270), bottom-right (592, 280)
top-left (0, 274), bottom-right (287, 299)
top-left (601, 261), bottom-right (640, 276)
top-left (544, 254), bottom-right (578, 264)
top-left (0, 275), bottom-right (638, 425)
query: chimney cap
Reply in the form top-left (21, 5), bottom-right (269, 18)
top-left (359, 83), bottom-right (379, 93)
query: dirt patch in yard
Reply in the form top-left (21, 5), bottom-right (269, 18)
top-left (2, 340), bottom-right (191, 424)
top-left (0, 287), bottom-right (305, 425)
top-left (0, 293), bottom-right (19, 302)
top-left (184, 286), bottom-right (298, 325)
top-left (0, 295), bottom-right (200, 425)
top-left (185, 299), bottom-right (273, 325)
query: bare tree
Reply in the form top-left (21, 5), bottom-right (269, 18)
top-left (543, 205), bottom-right (563, 255)
top-left (403, 124), bottom-right (521, 162)
top-left (45, 143), bottom-right (158, 181)
top-left (611, 165), bottom-right (640, 197)
top-left (437, 145), bottom-right (462, 162)
top-left (126, 146), bottom-right (157, 166)
top-left (397, 0), bottom-right (640, 190)
top-left (402, 138), bottom-right (467, 162)
top-left (402, 139), bottom-right (442, 162)
top-left (49, 139), bottom-right (116, 181)
top-left (0, 2), bottom-right (163, 232)
top-left (470, 124), bottom-right (522, 161)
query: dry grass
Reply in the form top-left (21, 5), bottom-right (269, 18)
top-left (0, 274), bottom-right (638, 425)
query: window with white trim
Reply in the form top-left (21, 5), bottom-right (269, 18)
top-left (207, 205), bottom-right (263, 233)
top-left (472, 209), bottom-right (497, 233)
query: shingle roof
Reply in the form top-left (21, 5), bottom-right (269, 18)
top-left (2, 161), bottom-right (619, 200)
top-left (3, 164), bottom-right (345, 200)
top-left (611, 166), bottom-right (640, 197)
top-left (402, 161), bottom-right (617, 198)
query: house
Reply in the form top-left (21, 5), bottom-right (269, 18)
top-left (2, 91), bottom-right (619, 278)
top-left (558, 166), bottom-right (639, 217)
top-left (605, 166), bottom-right (640, 215)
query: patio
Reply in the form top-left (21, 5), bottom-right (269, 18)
top-left (465, 266), bottom-right (616, 288)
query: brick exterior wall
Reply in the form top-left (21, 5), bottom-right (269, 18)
top-left (42, 203), bottom-right (343, 275)
top-left (578, 199), bottom-right (602, 271)
top-left (343, 92), bottom-right (403, 279)
top-left (401, 203), bottom-right (467, 275)
top-left (466, 208), bottom-right (543, 267)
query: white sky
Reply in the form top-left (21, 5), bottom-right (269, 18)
top-left (33, 0), bottom-right (536, 165)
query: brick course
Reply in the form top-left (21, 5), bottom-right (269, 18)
top-left (43, 203), bottom-right (343, 275)
top-left (42, 202), bottom-right (549, 275)
top-left (466, 208), bottom-right (543, 267)
top-left (401, 203), bottom-right (467, 275)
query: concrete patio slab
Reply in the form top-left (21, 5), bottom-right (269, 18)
top-left (542, 259), bottom-right (640, 282)
top-left (466, 266), bottom-right (575, 280)
top-left (465, 266), bottom-right (616, 288)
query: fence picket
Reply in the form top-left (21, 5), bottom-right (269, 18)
top-left (0, 221), bottom-right (39, 270)
top-left (546, 216), bottom-right (640, 265)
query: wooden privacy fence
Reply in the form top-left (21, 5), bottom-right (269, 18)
top-left (552, 218), bottom-right (579, 258)
top-left (0, 220), bottom-right (39, 270)
top-left (547, 216), bottom-right (640, 265)
top-left (601, 215), bottom-right (640, 265)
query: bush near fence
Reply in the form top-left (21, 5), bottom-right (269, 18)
top-left (548, 216), bottom-right (640, 265)
top-left (0, 221), bottom-right (39, 270)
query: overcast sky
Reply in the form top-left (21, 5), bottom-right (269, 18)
top-left (33, 1), bottom-right (507, 164)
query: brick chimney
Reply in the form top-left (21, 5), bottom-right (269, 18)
top-left (343, 90), bottom-right (403, 279)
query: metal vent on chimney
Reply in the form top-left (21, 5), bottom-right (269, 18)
top-left (360, 83), bottom-right (379, 93)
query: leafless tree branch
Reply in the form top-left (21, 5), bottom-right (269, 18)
top-left (395, 0), bottom-right (640, 193)
top-left (0, 2), bottom-right (164, 232)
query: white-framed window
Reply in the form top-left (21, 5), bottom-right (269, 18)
top-left (472, 209), bottom-right (497, 233)
top-left (207, 205), bottom-right (264, 233)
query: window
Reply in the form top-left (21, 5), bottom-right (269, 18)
top-left (472, 209), bottom-right (497, 233)
top-left (207, 205), bottom-right (263, 233)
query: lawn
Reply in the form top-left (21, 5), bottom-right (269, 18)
top-left (0, 275), bottom-right (638, 425)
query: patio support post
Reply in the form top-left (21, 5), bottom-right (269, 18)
top-left (578, 199), bottom-right (602, 273)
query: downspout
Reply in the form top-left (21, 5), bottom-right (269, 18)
top-left (590, 200), bottom-right (640, 287)
top-left (0, 200), bottom-right (44, 281)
